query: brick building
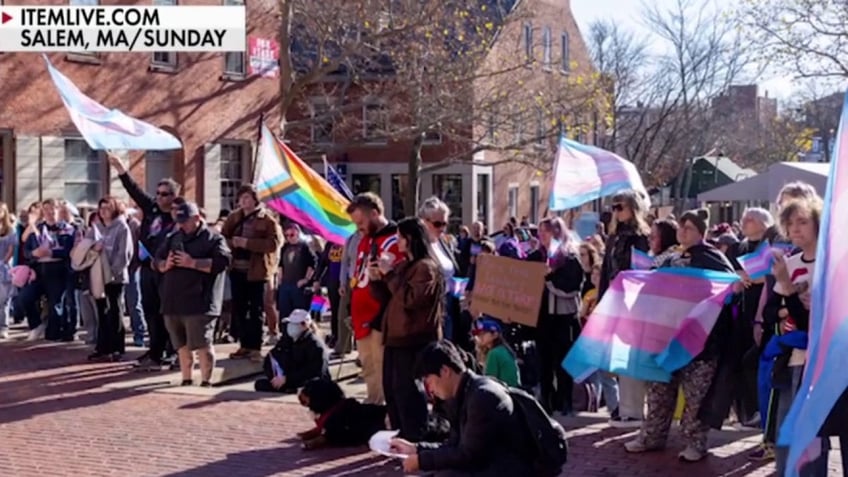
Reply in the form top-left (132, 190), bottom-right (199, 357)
top-left (0, 0), bottom-right (593, 230)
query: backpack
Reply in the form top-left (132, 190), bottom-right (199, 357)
top-left (496, 380), bottom-right (568, 476)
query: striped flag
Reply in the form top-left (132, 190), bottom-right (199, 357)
top-left (310, 295), bottom-right (330, 314)
top-left (322, 157), bottom-right (354, 201)
top-left (138, 241), bottom-right (151, 261)
top-left (735, 241), bottom-right (774, 280)
top-left (548, 136), bottom-right (647, 211)
top-left (780, 91), bottom-right (848, 476)
top-left (630, 247), bottom-right (654, 270)
top-left (42, 55), bottom-right (181, 151)
top-left (450, 277), bottom-right (469, 298)
top-left (563, 268), bottom-right (739, 383)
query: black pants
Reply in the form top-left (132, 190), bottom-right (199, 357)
top-left (383, 345), bottom-right (429, 441)
top-left (230, 271), bottom-right (265, 351)
top-left (254, 378), bottom-right (297, 394)
top-left (38, 262), bottom-right (70, 341)
top-left (141, 266), bottom-right (170, 362)
top-left (327, 281), bottom-right (341, 338)
top-left (95, 283), bottom-right (126, 355)
top-left (537, 314), bottom-right (580, 414)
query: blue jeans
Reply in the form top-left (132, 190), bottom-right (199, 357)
top-left (125, 268), bottom-right (145, 341)
top-left (19, 280), bottom-right (43, 330)
top-left (277, 283), bottom-right (308, 324)
top-left (589, 371), bottom-right (619, 413)
top-left (0, 281), bottom-right (13, 331)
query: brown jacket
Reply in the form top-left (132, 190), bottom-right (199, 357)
top-left (371, 257), bottom-right (444, 348)
top-left (220, 206), bottom-right (282, 282)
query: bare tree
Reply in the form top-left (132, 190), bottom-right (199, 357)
top-left (739, 0), bottom-right (848, 79)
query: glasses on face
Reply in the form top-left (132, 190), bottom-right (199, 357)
top-left (429, 220), bottom-right (447, 229)
top-left (156, 190), bottom-right (173, 197)
top-left (285, 233), bottom-right (298, 239)
top-left (611, 203), bottom-right (625, 212)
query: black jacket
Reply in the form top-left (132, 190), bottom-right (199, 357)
top-left (156, 224), bottom-right (231, 316)
top-left (418, 372), bottom-right (534, 475)
top-left (598, 224), bottom-right (650, 300)
top-left (264, 330), bottom-right (329, 390)
top-left (119, 172), bottom-right (176, 264)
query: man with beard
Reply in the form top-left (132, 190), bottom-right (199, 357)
top-left (345, 193), bottom-right (400, 404)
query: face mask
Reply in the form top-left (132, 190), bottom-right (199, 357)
top-left (286, 323), bottom-right (304, 340)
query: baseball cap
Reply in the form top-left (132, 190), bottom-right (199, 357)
top-left (283, 309), bottom-right (312, 324)
top-left (472, 316), bottom-right (503, 335)
top-left (174, 201), bottom-right (200, 223)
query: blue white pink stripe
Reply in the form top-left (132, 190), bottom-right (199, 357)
top-left (780, 91), bottom-right (848, 476)
top-left (563, 268), bottom-right (738, 383)
top-left (735, 241), bottom-right (775, 280)
top-left (630, 247), bottom-right (654, 270)
top-left (548, 137), bottom-right (648, 211)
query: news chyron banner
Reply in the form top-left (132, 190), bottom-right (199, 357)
top-left (0, 5), bottom-right (245, 52)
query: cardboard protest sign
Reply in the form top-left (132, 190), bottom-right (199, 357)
top-left (469, 254), bottom-right (546, 327)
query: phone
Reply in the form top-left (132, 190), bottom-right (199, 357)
top-left (369, 240), bottom-right (379, 262)
top-left (173, 240), bottom-right (184, 253)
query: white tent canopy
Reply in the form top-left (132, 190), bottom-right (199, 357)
top-left (698, 162), bottom-right (830, 203)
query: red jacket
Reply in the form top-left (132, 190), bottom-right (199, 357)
top-left (350, 223), bottom-right (400, 340)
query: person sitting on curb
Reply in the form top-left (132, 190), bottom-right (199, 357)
top-left (254, 309), bottom-right (329, 393)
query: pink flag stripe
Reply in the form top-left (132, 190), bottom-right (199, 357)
top-left (579, 312), bottom-right (684, 354)
top-left (608, 270), bottom-right (736, 304)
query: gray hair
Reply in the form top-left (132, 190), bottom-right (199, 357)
top-left (742, 207), bottom-right (774, 228)
top-left (776, 181), bottom-right (818, 206)
top-left (418, 196), bottom-right (451, 220)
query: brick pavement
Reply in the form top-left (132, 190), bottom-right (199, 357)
top-left (0, 329), bottom-right (842, 477)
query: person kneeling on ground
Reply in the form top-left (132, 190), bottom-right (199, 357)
top-left (255, 309), bottom-right (329, 393)
top-left (390, 340), bottom-right (535, 475)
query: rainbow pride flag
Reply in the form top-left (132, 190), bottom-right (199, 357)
top-left (563, 267), bottom-right (738, 383)
top-left (254, 124), bottom-right (355, 245)
top-left (630, 247), bottom-right (654, 270)
top-left (548, 137), bottom-right (647, 211)
top-left (780, 92), bottom-right (848, 476)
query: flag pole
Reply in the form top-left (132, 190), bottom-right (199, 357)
top-left (250, 112), bottom-right (265, 184)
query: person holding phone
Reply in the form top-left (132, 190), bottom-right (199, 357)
top-left (155, 201), bottom-right (231, 387)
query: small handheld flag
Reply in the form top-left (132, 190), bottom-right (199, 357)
top-left (451, 277), bottom-right (469, 298)
top-left (310, 295), bottom-right (330, 314)
top-left (630, 247), bottom-right (654, 270)
top-left (736, 241), bottom-right (774, 280)
top-left (138, 241), bottom-right (151, 261)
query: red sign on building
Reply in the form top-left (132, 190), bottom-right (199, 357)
top-left (248, 36), bottom-right (280, 79)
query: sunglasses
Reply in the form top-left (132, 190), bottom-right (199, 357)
top-left (611, 203), bottom-right (625, 212)
top-left (430, 220), bottom-right (447, 228)
top-left (156, 191), bottom-right (173, 197)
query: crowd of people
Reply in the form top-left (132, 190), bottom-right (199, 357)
top-left (1, 150), bottom-right (845, 475)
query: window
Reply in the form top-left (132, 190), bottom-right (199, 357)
top-left (223, 0), bottom-right (244, 4)
top-left (220, 143), bottom-right (247, 211)
top-left (363, 100), bottom-right (387, 143)
top-left (433, 174), bottom-right (463, 231)
top-left (224, 51), bottom-right (245, 75)
top-left (507, 185), bottom-right (519, 219)
top-left (536, 108), bottom-right (545, 146)
top-left (561, 32), bottom-right (570, 72)
top-left (69, 0), bottom-right (98, 5)
top-left (476, 173), bottom-right (490, 222)
top-left (310, 100), bottom-right (333, 144)
top-left (529, 184), bottom-right (540, 224)
top-left (542, 27), bottom-right (552, 70)
top-left (523, 23), bottom-right (533, 63)
top-left (352, 174), bottom-right (381, 195)
top-left (66, 0), bottom-right (99, 58)
top-left (391, 174), bottom-right (407, 221)
top-left (64, 139), bottom-right (102, 206)
top-left (151, 51), bottom-right (177, 68)
top-left (422, 130), bottom-right (442, 146)
top-left (144, 151), bottom-right (175, 193)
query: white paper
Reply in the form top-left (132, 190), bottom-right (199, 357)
top-left (368, 430), bottom-right (408, 459)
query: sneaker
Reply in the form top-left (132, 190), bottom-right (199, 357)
top-left (247, 350), bottom-right (263, 363)
top-left (26, 324), bottom-right (46, 341)
top-left (678, 446), bottom-right (707, 462)
top-left (740, 412), bottom-right (761, 429)
top-left (610, 407), bottom-right (620, 420)
top-left (624, 437), bottom-right (663, 453)
top-left (610, 416), bottom-right (643, 428)
top-left (199, 381), bottom-right (212, 388)
top-left (229, 348), bottom-right (250, 359)
top-left (748, 443), bottom-right (775, 461)
top-left (0, 329), bottom-right (9, 340)
top-left (132, 337), bottom-right (145, 348)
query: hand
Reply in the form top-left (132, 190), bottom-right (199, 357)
top-left (732, 281), bottom-right (745, 294)
top-left (271, 375), bottom-right (286, 389)
top-left (367, 262), bottom-right (382, 281)
top-left (782, 319), bottom-right (797, 333)
top-left (173, 251), bottom-right (195, 269)
top-left (799, 291), bottom-right (811, 310)
top-left (161, 253), bottom-right (177, 272)
top-left (32, 247), bottom-right (48, 258)
top-left (93, 241), bottom-right (104, 252)
top-left (312, 282), bottom-right (321, 294)
top-left (296, 278), bottom-right (308, 288)
top-left (28, 212), bottom-right (40, 225)
top-left (402, 454), bottom-right (420, 473)
top-left (771, 250), bottom-right (791, 286)
top-left (105, 151), bottom-right (127, 174)
top-left (753, 324), bottom-right (763, 347)
top-left (390, 438), bottom-right (417, 457)
top-left (233, 237), bottom-right (248, 248)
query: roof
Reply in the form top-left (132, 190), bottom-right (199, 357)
top-left (694, 156), bottom-right (757, 182)
top-left (697, 161), bottom-right (829, 202)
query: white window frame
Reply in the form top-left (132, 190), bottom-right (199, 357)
top-left (64, 138), bottom-right (104, 206)
top-left (363, 98), bottom-right (388, 144)
top-left (224, 51), bottom-right (246, 76)
top-left (151, 51), bottom-right (177, 68)
top-left (523, 23), bottom-right (533, 64)
top-left (422, 130), bottom-right (442, 146)
top-left (542, 26), bottom-right (552, 71)
top-left (219, 141), bottom-right (250, 211)
top-left (529, 182), bottom-right (540, 224)
top-left (561, 32), bottom-right (570, 73)
top-left (507, 184), bottom-right (519, 219)
top-left (310, 98), bottom-right (334, 145)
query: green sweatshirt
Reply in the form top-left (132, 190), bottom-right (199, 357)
top-left (484, 344), bottom-right (521, 387)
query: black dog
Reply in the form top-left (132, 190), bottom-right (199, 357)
top-left (297, 378), bottom-right (387, 449)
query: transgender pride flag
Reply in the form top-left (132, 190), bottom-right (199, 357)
top-left (780, 91), bottom-right (848, 476)
top-left (630, 247), bottom-right (654, 270)
top-left (548, 137), bottom-right (647, 211)
top-left (43, 55), bottom-right (181, 151)
top-left (736, 241), bottom-right (774, 280)
top-left (563, 268), bottom-right (738, 383)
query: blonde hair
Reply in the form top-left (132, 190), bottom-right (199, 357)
top-left (0, 202), bottom-right (13, 237)
top-left (608, 190), bottom-right (651, 236)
